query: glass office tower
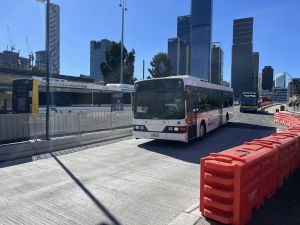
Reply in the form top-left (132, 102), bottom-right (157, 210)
top-left (190, 0), bottom-right (212, 81)
top-left (231, 17), bottom-right (254, 99)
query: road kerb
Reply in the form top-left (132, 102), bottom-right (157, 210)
top-left (168, 202), bottom-right (202, 225)
top-left (184, 201), bottom-right (200, 213)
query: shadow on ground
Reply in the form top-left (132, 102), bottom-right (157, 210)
top-left (138, 122), bottom-right (277, 164)
top-left (51, 153), bottom-right (122, 225)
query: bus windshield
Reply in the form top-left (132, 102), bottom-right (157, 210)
top-left (134, 79), bottom-right (185, 119)
top-left (241, 95), bottom-right (258, 106)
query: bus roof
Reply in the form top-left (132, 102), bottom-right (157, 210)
top-left (135, 75), bottom-right (233, 92)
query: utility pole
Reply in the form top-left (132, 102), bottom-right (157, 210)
top-left (119, 0), bottom-right (127, 84)
top-left (143, 60), bottom-right (145, 80)
top-left (37, 0), bottom-right (50, 140)
top-left (46, 0), bottom-right (50, 140)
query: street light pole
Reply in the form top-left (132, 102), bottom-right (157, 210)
top-left (119, 0), bottom-right (127, 84)
top-left (46, 0), bottom-right (50, 140)
top-left (143, 59), bottom-right (145, 80)
top-left (37, 0), bottom-right (50, 140)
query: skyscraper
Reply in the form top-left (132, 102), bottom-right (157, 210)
top-left (35, 50), bottom-right (47, 72)
top-left (252, 52), bottom-right (259, 93)
top-left (168, 38), bottom-right (187, 75)
top-left (211, 42), bottom-right (223, 85)
top-left (276, 73), bottom-right (286, 88)
top-left (231, 17), bottom-right (254, 99)
top-left (48, 3), bottom-right (60, 75)
top-left (258, 73), bottom-right (262, 96)
top-left (190, 0), bottom-right (212, 81)
top-left (262, 66), bottom-right (274, 91)
top-left (90, 39), bottom-right (111, 82)
top-left (177, 15), bottom-right (190, 44)
top-left (177, 15), bottom-right (191, 74)
top-left (288, 79), bottom-right (300, 97)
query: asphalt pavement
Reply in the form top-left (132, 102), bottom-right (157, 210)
top-left (0, 107), bottom-right (286, 225)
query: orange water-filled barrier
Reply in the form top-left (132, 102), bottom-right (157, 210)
top-left (200, 112), bottom-right (300, 225)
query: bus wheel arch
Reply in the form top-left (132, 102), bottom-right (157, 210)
top-left (200, 120), bottom-right (206, 138)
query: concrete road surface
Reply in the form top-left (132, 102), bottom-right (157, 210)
top-left (0, 107), bottom-right (284, 225)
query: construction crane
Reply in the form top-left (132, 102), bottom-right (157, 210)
top-left (6, 25), bottom-right (15, 52)
top-left (26, 35), bottom-right (34, 68)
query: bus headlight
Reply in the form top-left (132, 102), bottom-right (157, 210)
top-left (165, 126), bottom-right (187, 133)
top-left (134, 125), bottom-right (146, 131)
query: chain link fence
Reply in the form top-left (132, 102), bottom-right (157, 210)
top-left (0, 111), bottom-right (133, 143)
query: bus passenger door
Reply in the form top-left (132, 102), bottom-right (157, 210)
top-left (186, 89), bottom-right (197, 140)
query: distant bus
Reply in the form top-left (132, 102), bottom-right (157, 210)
top-left (240, 92), bottom-right (259, 112)
top-left (133, 76), bottom-right (234, 142)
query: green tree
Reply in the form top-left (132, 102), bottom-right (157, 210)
top-left (148, 53), bottom-right (173, 78)
top-left (100, 42), bottom-right (135, 84)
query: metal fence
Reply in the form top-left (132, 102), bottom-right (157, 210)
top-left (0, 111), bottom-right (133, 142)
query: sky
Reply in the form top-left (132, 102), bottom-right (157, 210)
top-left (0, 0), bottom-right (299, 82)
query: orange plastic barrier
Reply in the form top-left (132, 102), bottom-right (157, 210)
top-left (200, 111), bottom-right (300, 225)
top-left (252, 132), bottom-right (299, 187)
top-left (281, 129), bottom-right (300, 169)
top-left (274, 112), bottom-right (300, 129)
top-left (200, 143), bottom-right (278, 225)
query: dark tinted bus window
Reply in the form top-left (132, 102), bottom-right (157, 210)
top-left (222, 91), bottom-right (233, 108)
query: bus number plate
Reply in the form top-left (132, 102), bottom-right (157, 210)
top-left (151, 132), bottom-right (159, 137)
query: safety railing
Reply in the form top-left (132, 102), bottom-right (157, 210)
top-left (200, 111), bottom-right (300, 225)
top-left (0, 111), bottom-right (133, 143)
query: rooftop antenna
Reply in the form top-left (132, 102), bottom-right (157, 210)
top-left (6, 25), bottom-right (15, 52)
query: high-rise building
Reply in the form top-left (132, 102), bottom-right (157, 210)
top-left (168, 38), bottom-right (187, 75)
top-left (252, 52), bottom-right (259, 93)
top-left (288, 79), bottom-right (300, 97)
top-left (177, 15), bottom-right (191, 74)
top-left (0, 50), bottom-right (30, 71)
top-left (190, 0), bottom-right (212, 81)
top-left (273, 88), bottom-right (288, 103)
top-left (90, 39), bottom-right (111, 82)
top-left (35, 51), bottom-right (47, 72)
top-left (262, 66), bottom-right (274, 91)
top-left (231, 17), bottom-right (254, 99)
top-left (48, 3), bottom-right (60, 75)
top-left (258, 73), bottom-right (262, 96)
top-left (177, 15), bottom-right (190, 44)
top-left (211, 42), bottom-right (223, 85)
top-left (276, 73), bottom-right (286, 88)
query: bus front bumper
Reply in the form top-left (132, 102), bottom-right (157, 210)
top-left (133, 131), bottom-right (188, 142)
top-left (240, 107), bottom-right (257, 112)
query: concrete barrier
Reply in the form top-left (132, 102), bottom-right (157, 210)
top-left (0, 128), bottom-right (132, 162)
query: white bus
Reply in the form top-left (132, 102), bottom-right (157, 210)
top-left (133, 76), bottom-right (234, 142)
